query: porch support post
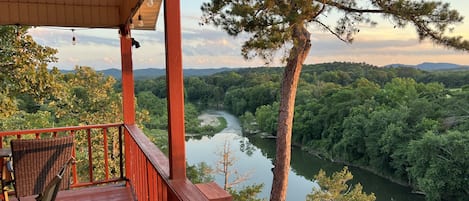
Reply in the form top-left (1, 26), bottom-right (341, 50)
top-left (164, 0), bottom-right (186, 180)
top-left (120, 25), bottom-right (136, 125)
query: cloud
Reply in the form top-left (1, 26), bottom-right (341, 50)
top-left (26, 1), bottom-right (469, 71)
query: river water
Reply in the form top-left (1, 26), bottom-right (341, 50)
top-left (186, 111), bottom-right (425, 201)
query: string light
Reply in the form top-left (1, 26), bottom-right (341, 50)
top-left (72, 29), bottom-right (76, 45)
top-left (146, 0), bottom-right (154, 7)
top-left (138, 14), bottom-right (144, 27)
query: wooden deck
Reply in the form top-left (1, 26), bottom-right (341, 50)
top-left (9, 184), bottom-right (134, 201)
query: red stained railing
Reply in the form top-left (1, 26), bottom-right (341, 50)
top-left (0, 124), bottom-right (231, 201)
top-left (124, 125), bottom-right (213, 201)
top-left (0, 123), bottom-right (124, 188)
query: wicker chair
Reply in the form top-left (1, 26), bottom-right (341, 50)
top-left (10, 136), bottom-right (74, 200)
top-left (34, 157), bottom-right (74, 201)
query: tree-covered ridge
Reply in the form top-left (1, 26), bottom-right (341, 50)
top-left (138, 62), bottom-right (467, 201)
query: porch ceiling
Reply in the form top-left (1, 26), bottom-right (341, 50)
top-left (0, 0), bottom-right (162, 30)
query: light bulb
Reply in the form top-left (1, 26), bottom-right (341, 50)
top-left (146, 0), bottom-right (154, 7)
top-left (72, 36), bottom-right (76, 45)
top-left (129, 19), bottom-right (135, 29)
top-left (138, 14), bottom-right (144, 27)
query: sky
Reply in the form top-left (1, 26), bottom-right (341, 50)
top-left (27, 0), bottom-right (469, 70)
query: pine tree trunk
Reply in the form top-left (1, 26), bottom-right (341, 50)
top-left (270, 25), bottom-right (311, 201)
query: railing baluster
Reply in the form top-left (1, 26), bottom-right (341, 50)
top-left (87, 129), bottom-right (93, 182)
top-left (119, 125), bottom-right (124, 180)
top-left (103, 128), bottom-right (109, 180)
top-left (70, 130), bottom-right (78, 185)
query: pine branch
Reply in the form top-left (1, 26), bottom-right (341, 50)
top-left (313, 20), bottom-right (349, 43)
top-left (322, 0), bottom-right (384, 14)
top-left (413, 19), bottom-right (469, 51)
top-left (311, 0), bottom-right (327, 19)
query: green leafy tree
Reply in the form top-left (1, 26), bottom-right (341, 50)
top-left (50, 66), bottom-right (121, 126)
top-left (1, 111), bottom-right (53, 131)
top-left (0, 26), bottom-right (61, 117)
top-left (407, 131), bottom-right (469, 200)
top-left (201, 1), bottom-right (468, 200)
top-left (228, 184), bottom-right (265, 201)
top-left (137, 91), bottom-right (168, 129)
top-left (45, 66), bottom-right (123, 181)
top-left (240, 111), bottom-right (258, 134)
top-left (187, 162), bottom-right (215, 184)
top-left (255, 102), bottom-right (279, 135)
top-left (307, 167), bottom-right (375, 201)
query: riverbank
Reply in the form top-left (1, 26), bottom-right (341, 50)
top-left (190, 111), bottom-right (424, 201)
top-left (193, 111), bottom-right (227, 135)
top-left (198, 113), bottom-right (221, 127)
top-left (279, 138), bottom-right (416, 190)
top-left (246, 127), bottom-right (418, 193)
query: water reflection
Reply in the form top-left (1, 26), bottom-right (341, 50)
top-left (186, 111), bottom-right (425, 201)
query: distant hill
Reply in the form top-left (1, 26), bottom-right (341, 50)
top-left (384, 62), bottom-right (469, 71)
top-left (61, 68), bottom-right (238, 79)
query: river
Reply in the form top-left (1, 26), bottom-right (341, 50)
top-left (186, 111), bottom-right (425, 201)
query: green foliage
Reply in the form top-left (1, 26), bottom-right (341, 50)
top-left (307, 167), bottom-right (375, 201)
top-left (144, 128), bottom-right (169, 154)
top-left (407, 131), bottom-right (469, 200)
top-left (187, 162), bottom-right (214, 184)
top-left (228, 184), bottom-right (265, 201)
top-left (48, 66), bottom-right (122, 126)
top-left (197, 117), bottom-right (227, 135)
top-left (0, 26), bottom-right (61, 118)
top-left (137, 91), bottom-right (168, 129)
top-left (240, 111), bottom-right (258, 134)
top-left (254, 102), bottom-right (279, 135)
top-left (0, 111), bottom-right (53, 130)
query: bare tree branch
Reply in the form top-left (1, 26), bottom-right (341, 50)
top-left (322, 0), bottom-right (384, 13)
top-left (313, 20), bottom-right (348, 43)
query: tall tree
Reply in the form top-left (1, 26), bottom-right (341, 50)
top-left (0, 26), bottom-right (60, 116)
top-left (201, 1), bottom-right (469, 200)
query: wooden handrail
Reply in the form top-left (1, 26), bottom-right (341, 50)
top-left (124, 124), bottom-right (213, 201)
top-left (0, 123), bottom-right (123, 137)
